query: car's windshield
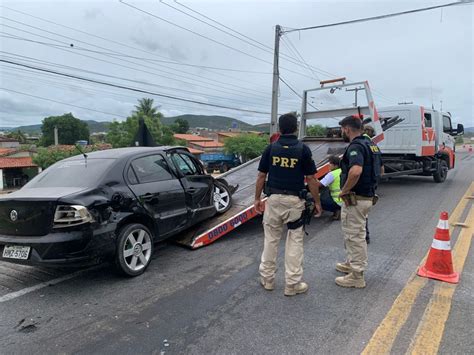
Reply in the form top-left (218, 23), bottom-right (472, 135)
top-left (25, 158), bottom-right (115, 188)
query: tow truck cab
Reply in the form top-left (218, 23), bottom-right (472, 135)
top-left (377, 104), bottom-right (464, 182)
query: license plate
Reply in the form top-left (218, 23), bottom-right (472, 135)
top-left (2, 245), bottom-right (31, 260)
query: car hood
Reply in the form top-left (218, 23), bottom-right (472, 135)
top-left (0, 187), bottom-right (88, 200)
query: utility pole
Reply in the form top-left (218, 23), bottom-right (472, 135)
top-left (54, 126), bottom-right (58, 145)
top-left (270, 25), bottom-right (281, 135)
top-left (346, 86), bottom-right (363, 107)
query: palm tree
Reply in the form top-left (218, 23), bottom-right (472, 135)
top-left (134, 98), bottom-right (160, 119)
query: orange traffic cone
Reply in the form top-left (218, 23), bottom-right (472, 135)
top-left (418, 212), bottom-right (459, 284)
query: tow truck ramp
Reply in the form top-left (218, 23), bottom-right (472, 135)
top-left (174, 139), bottom-right (347, 249)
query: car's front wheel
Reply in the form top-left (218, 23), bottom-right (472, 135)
top-left (115, 223), bottom-right (154, 277)
top-left (213, 181), bottom-right (232, 214)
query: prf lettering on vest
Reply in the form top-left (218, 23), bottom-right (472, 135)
top-left (272, 157), bottom-right (298, 168)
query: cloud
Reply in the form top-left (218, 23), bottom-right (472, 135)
top-left (83, 8), bottom-right (103, 20)
top-left (130, 27), bottom-right (187, 61)
top-left (412, 86), bottom-right (444, 99)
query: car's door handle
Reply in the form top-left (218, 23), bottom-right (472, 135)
top-left (188, 187), bottom-right (198, 194)
top-left (142, 193), bottom-right (155, 202)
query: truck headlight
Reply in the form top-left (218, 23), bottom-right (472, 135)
top-left (53, 205), bottom-right (94, 228)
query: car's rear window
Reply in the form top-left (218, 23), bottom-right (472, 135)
top-left (25, 158), bottom-right (115, 188)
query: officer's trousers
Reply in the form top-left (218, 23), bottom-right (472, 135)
top-left (341, 200), bottom-right (373, 272)
top-left (259, 194), bottom-right (305, 285)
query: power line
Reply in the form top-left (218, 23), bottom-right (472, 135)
top-left (279, 76), bottom-right (318, 111)
top-left (0, 87), bottom-right (126, 118)
top-left (118, 0), bottom-right (317, 79)
top-left (0, 13), bottom-right (273, 97)
top-left (169, 0), bottom-right (332, 74)
top-left (283, 1), bottom-right (471, 33)
top-left (283, 36), bottom-right (321, 82)
top-left (0, 59), bottom-right (273, 115)
top-left (0, 4), bottom-right (273, 79)
top-left (0, 50), bottom-right (271, 108)
top-left (0, 19), bottom-right (272, 101)
top-left (0, 33), bottom-right (271, 74)
top-left (3, 68), bottom-right (277, 117)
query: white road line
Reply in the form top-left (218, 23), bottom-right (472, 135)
top-left (0, 266), bottom-right (101, 303)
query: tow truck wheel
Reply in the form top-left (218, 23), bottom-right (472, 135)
top-left (433, 159), bottom-right (448, 183)
top-left (214, 181), bottom-right (232, 214)
top-left (115, 223), bottom-right (154, 277)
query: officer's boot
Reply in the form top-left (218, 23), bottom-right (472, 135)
top-left (284, 282), bottom-right (309, 296)
top-left (260, 277), bottom-right (275, 291)
top-left (335, 271), bottom-right (366, 288)
top-left (335, 261), bottom-right (352, 274)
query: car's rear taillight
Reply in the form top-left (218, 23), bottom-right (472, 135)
top-left (53, 205), bottom-right (94, 228)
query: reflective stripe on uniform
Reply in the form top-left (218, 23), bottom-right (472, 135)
top-left (431, 239), bottom-right (451, 251)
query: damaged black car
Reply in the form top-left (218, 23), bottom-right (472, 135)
top-left (0, 147), bottom-right (236, 276)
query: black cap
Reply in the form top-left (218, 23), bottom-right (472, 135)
top-left (339, 115), bottom-right (363, 130)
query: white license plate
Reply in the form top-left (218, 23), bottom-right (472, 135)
top-left (2, 245), bottom-right (31, 260)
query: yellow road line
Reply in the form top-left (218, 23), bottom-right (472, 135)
top-left (362, 182), bottom-right (474, 355)
top-left (407, 207), bottom-right (474, 355)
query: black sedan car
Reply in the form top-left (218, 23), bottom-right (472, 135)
top-left (0, 147), bottom-right (236, 276)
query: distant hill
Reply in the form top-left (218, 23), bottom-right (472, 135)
top-left (1, 115), bottom-right (268, 134)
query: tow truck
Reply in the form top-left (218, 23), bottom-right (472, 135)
top-left (175, 78), bottom-right (464, 249)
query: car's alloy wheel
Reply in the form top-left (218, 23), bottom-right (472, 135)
top-left (115, 223), bottom-right (153, 277)
top-left (213, 182), bottom-right (232, 214)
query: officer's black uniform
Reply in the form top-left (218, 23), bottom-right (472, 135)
top-left (259, 134), bottom-right (317, 194)
top-left (340, 135), bottom-right (382, 197)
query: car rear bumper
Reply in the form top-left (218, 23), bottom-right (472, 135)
top-left (0, 223), bottom-right (117, 267)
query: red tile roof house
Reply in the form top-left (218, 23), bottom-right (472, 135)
top-left (173, 134), bottom-right (213, 144)
top-left (188, 140), bottom-right (225, 153)
top-left (0, 156), bottom-right (39, 191)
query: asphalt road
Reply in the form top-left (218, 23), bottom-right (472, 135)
top-left (1, 150), bottom-right (473, 354)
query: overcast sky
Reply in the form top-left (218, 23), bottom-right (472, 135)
top-left (0, 0), bottom-right (473, 128)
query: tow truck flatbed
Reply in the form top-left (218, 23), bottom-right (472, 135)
top-left (174, 138), bottom-right (347, 249)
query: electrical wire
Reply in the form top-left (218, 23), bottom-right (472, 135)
top-left (282, 1), bottom-right (471, 33)
top-left (0, 59), bottom-right (273, 115)
top-left (0, 20), bottom-right (272, 100)
top-left (0, 87), bottom-right (127, 118)
top-left (0, 4), bottom-right (272, 77)
top-left (2, 68), bottom-right (276, 118)
top-left (118, 0), bottom-right (317, 79)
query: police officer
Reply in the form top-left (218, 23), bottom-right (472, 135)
top-left (335, 115), bottom-right (382, 288)
top-left (254, 113), bottom-right (322, 296)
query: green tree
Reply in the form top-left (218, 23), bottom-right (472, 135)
top-left (224, 134), bottom-right (267, 162)
top-left (171, 118), bottom-right (190, 134)
top-left (306, 124), bottom-right (326, 137)
top-left (40, 113), bottom-right (90, 146)
top-left (106, 98), bottom-right (179, 148)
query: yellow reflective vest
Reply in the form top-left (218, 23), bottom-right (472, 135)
top-left (329, 168), bottom-right (342, 205)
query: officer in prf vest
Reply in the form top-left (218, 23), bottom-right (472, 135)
top-left (335, 115), bottom-right (382, 289)
top-left (254, 113), bottom-right (322, 296)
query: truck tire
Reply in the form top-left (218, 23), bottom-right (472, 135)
top-left (433, 159), bottom-right (448, 183)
